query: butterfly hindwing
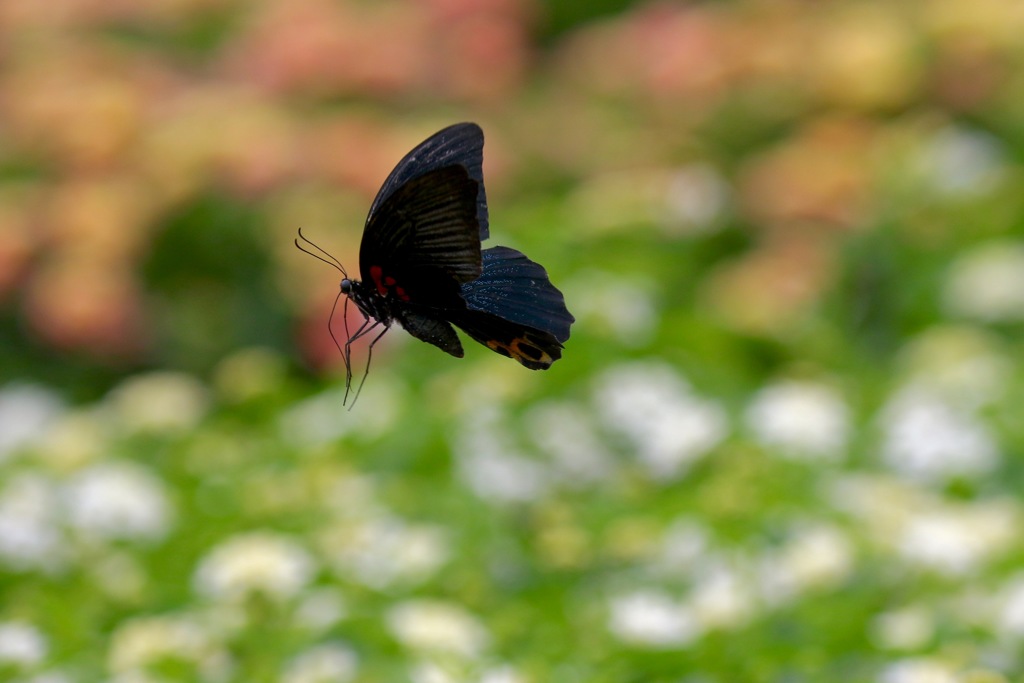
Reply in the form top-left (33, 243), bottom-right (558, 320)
top-left (459, 246), bottom-right (574, 345)
top-left (360, 165), bottom-right (482, 308)
top-left (367, 122), bottom-right (490, 241)
top-left (451, 309), bottom-right (563, 370)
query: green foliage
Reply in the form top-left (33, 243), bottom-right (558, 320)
top-left (3, 1), bottom-right (1024, 681)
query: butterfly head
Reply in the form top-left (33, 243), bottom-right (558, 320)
top-left (340, 278), bottom-right (353, 294)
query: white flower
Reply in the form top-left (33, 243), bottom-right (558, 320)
top-left (38, 410), bottom-right (108, 471)
top-left (282, 642), bottom-right (358, 683)
top-left (0, 384), bottom-right (64, 461)
top-left (920, 125), bottom-right (1006, 197)
top-left (455, 409), bottom-right (549, 503)
top-left (607, 591), bottom-right (701, 648)
top-left (410, 661), bottom-right (458, 683)
top-left (64, 462), bottom-right (173, 542)
top-left (745, 380), bottom-right (849, 460)
top-left (595, 363), bottom-right (727, 480)
top-left (0, 474), bottom-right (66, 572)
top-left (827, 473), bottom-right (918, 522)
top-left (563, 270), bottom-right (657, 347)
top-left (106, 672), bottom-right (163, 683)
top-left (944, 241), bottom-right (1024, 322)
top-left (871, 607), bottom-right (934, 650)
top-left (108, 614), bottom-right (214, 673)
top-left (525, 400), bottom-right (615, 486)
top-left (294, 588), bottom-right (348, 632)
top-left (457, 450), bottom-right (548, 504)
top-left (757, 526), bottom-right (854, 607)
top-left (565, 166), bottom-right (727, 238)
top-left (777, 525), bottom-right (854, 590)
top-left (193, 532), bottom-right (316, 601)
top-left (663, 164), bottom-right (730, 234)
top-left (90, 552), bottom-right (147, 602)
top-left (20, 671), bottom-right (74, 683)
top-left (879, 387), bottom-right (998, 482)
top-left (106, 372), bottom-right (210, 433)
top-left (897, 326), bottom-right (1010, 410)
top-left (408, 663), bottom-right (525, 683)
top-left (897, 504), bottom-right (1016, 576)
top-left (278, 379), bottom-right (401, 446)
top-left (995, 573), bottom-right (1024, 638)
top-left (688, 565), bottom-right (756, 630)
top-left (321, 474), bottom-right (384, 519)
top-left (878, 657), bottom-right (959, 683)
top-left (481, 665), bottom-right (527, 683)
top-left (278, 388), bottom-right (350, 446)
top-left (0, 621), bottom-right (47, 666)
top-left (830, 474), bottom-right (1017, 577)
top-left (322, 517), bottom-right (449, 589)
top-left (654, 519), bottom-right (711, 574)
top-left (387, 600), bottom-right (489, 658)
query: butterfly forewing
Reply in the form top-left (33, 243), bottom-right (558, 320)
top-left (360, 166), bottom-right (482, 308)
top-left (367, 123), bottom-right (490, 241)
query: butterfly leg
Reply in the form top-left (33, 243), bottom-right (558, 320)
top-left (326, 291), bottom-right (354, 391)
top-left (344, 319), bottom-right (391, 409)
top-left (349, 323), bottom-right (390, 409)
top-left (343, 315), bottom-right (376, 405)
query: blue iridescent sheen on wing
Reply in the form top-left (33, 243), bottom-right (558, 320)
top-left (459, 246), bottom-right (574, 344)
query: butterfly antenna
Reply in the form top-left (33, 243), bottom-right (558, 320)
top-left (295, 228), bottom-right (348, 278)
top-left (349, 324), bottom-right (390, 411)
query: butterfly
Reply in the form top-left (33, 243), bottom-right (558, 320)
top-left (296, 122), bottom-right (574, 403)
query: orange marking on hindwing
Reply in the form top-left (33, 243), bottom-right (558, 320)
top-left (486, 337), bottom-right (553, 369)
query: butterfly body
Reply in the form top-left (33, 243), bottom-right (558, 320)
top-left (342, 273), bottom-right (467, 358)
top-left (299, 122), bottom-right (573, 397)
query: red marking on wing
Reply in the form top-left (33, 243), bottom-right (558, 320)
top-left (370, 265), bottom-right (387, 297)
top-left (384, 275), bottom-right (396, 286)
top-left (395, 286), bottom-right (410, 302)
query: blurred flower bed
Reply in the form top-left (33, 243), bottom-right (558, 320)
top-left (3, 0), bottom-right (1024, 681)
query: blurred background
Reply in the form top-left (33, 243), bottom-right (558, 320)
top-left (2, 0), bottom-right (1024, 681)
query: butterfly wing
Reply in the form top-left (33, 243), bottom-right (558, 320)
top-left (360, 165), bottom-right (482, 309)
top-left (367, 123), bottom-right (490, 241)
top-left (460, 246), bottom-right (574, 342)
top-left (454, 246), bottom-right (575, 369)
top-left (452, 309), bottom-right (564, 369)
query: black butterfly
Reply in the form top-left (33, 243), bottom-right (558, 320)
top-left (297, 122), bottom-right (574, 403)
